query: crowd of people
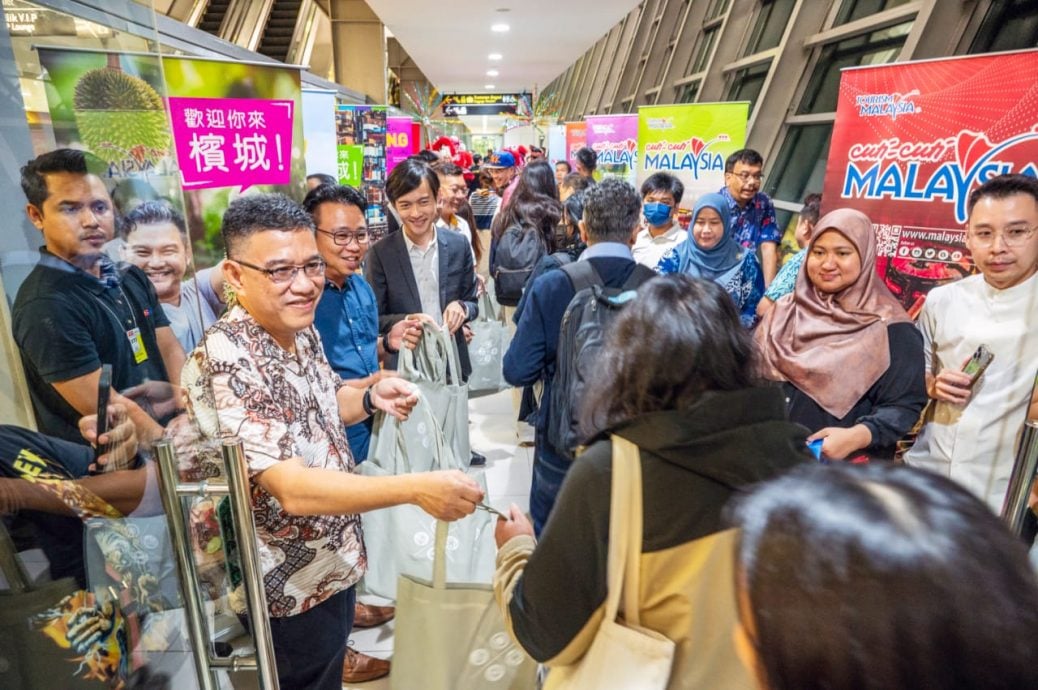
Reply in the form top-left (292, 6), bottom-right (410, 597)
top-left (0, 139), bottom-right (1036, 690)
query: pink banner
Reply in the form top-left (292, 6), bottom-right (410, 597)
top-left (585, 114), bottom-right (637, 184)
top-left (168, 96), bottom-right (294, 191)
top-left (386, 116), bottom-right (416, 174)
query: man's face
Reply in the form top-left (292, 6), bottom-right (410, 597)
top-left (643, 190), bottom-right (676, 228)
top-left (393, 178), bottom-right (437, 240)
top-left (438, 174), bottom-right (468, 216)
top-left (555, 163), bottom-right (569, 186)
top-left (725, 161), bottom-right (763, 205)
top-left (966, 193), bottom-right (1038, 290)
top-left (314, 202), bottom-right (368, 285)
top-left (227, 228), bottom-right (324, 345)
top-left (123, 222), bottom-right (189, 303)
top-left (26, 172), bottom-right (115, 269)
top-left (575, 161), bottom-right (591, 177)
top-left (489, 167), bottom-right (514, 191)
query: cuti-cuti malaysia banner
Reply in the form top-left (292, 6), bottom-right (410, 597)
top-left (336, 104), bottom-right (388, 240)
top-left (637, 102), bottom-right (748, 224)
top-left (585, 114), bottom-right (637, 185)
top-left (565, 121), bottom-right (586, 168)
top-left (823, 49), bottom-right (1038, 315)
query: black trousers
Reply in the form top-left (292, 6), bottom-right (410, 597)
top-left (269, 586), bottom-right (356, 690)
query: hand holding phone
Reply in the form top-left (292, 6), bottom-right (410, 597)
top-left (93, 364), bottom-right (112, 469)
top-left (961, 345), bottom-right (995, 386)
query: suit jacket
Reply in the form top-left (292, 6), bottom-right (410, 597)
top-left (365, 227), bottom-right (478, 379)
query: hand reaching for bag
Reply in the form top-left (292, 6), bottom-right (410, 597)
top-left (412, 470), bottom-right (485, 521)
top-left (370, 378), bottom-right (419, 421)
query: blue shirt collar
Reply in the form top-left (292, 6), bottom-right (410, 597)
top-left (580, 241), bottom-right (633, 261)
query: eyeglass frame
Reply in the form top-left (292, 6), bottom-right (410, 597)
top-left (232, 257), bottom-right (327, 284)
top-left (967, 225), bottom-right (1036, 248)
top-left (728, 171), bottom-right (764, 183)
top-left (315, 227), bottom-right (371, 246)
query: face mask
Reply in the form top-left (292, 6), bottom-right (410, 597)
top-left (643, 202), bottom-right (672, 227)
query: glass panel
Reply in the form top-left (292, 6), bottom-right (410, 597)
top-left (835, 0), bottom-right (912, 26)
top-left (707, 0), bottom-right (732, 21)
top-left (727, 61), bottom-right (771, 113)
top-left (969, 0), bottom-right (1038, 53)
top-left (651, 44), bottom-right (674, 87)
top-left (677, 79), bottom-right (701, 103)
top-left (765, 123), bottom-right (833, 207)
top-left (744, 0), bottom-right (797, 55)
top-left (797, 20), bottom-right (913, 114)
top-left (686, 26), bottom-right (719, 75)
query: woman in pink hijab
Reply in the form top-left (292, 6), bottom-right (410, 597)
top-left (754, 208), bottom-right (927, 462)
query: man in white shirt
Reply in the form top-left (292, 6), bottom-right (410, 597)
top-left (632, 172), bottom-right (688, 268)
top-left (906, 173), bottom-right (1038, 512)
top-left (431, 160), bottom-right (475, 262)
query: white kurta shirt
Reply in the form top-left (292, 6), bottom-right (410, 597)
top-left (905, 272), bottom-right (1038, 511)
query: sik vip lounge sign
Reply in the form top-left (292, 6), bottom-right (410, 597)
top-left (824, 50), bottom-right (1038, 313)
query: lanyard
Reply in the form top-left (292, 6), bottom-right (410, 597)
top-left (95, 284), bottom-right (142, 332)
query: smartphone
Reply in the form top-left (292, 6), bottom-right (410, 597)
top-left (95, 364), bottom-right (112, 462)
top-left (961, 345), bottom-right (995, 386)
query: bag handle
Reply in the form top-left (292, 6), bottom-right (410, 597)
top-left (478, 290), bottom-right (496, 324)
top-left (604, 435), bottom-right (645, 626)
top-left (399, 322), bottom-right (450, 383)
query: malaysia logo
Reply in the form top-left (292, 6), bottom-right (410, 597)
top-left (646, 117), bottom-right (674, 130)
top-left (591, 138), bottom-right (637, 166)
top-left (856, 91), bottom-right (921, 120)
top-left (590, 123), bottom-right (616, 135)
top-left (643, 134), bottom-right (730, 179)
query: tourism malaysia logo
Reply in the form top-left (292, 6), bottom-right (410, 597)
top-left (643, 134), bottom-right (731, 178)
top-left (843, 127), bottom-right (1038, 223)
top-left (591, 138), bottom-right (637, 166)
top-left (856, 90), bottom-right (921, 120)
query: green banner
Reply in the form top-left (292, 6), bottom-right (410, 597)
top-left (637, 102), bottom-right (748, 218)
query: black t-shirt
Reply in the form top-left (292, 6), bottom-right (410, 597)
top-left (12, 252), bottom-right (170, 445)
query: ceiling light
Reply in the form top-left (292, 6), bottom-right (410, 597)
top-left (491, 23), bottom-right (510, 32)
top-left (485, 84), bottom-right (496, 90)
top-left (486, 69), bottom-right (499, 76)
top-left (488, 53), bottom-right (502, 61)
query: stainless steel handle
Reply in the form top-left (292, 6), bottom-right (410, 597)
top-left (1001, 420), bottom-right (1038, 535)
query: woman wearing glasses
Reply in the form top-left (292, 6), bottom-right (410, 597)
top-left (754, 208), bottom-right (927, 463)
top-left (656, 192), bottom-right (766, 328)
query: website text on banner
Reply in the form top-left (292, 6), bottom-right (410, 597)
top-left (823, 49), bottom-right (1038, 314)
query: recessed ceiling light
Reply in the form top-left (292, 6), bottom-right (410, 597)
top-left (491, 23), bottom-right (509, 32)
top-left (488, 53), bottom-right (502, 61)
top-left (485, 84), bottom-right (496, 89)
top-left (486, 69), bottom-right (499, 77)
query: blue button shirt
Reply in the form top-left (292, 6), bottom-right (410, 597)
top-left (313, 273), bottom-right (380, 460)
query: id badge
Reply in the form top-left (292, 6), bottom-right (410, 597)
top-left (127, 327), bottom-right (148, 364)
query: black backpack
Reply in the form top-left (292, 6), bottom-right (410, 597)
top-left (493, 222), bottom-right (547, 306)
top-left (546, 260), bottom-right (656, 459)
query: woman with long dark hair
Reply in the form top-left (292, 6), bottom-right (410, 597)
top-left (732, 462), bottom-right (1038, 690)
top-left (494, 274), bottom-right (809, 689)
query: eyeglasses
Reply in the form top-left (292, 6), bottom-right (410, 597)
top-left (969, 226), bottom-right (1036, 248)
top-left (234, 258), bottom-right (326, 283)
top-left (731, 172), bottom-right (763, 183)
top-left (316, 228), bottom-right (370, 246)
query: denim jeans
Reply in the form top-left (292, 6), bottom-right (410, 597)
top-left (530, 436), bottom-right (572, 536)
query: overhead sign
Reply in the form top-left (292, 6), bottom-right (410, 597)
top-left (442, 93), bottom-right (525, 116)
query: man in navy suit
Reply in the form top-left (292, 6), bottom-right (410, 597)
top-left (365, 157), bottom-right (478, 381)
top-left (503, 178), bottom-right (649, 533)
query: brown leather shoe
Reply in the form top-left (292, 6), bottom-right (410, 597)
top-left (354, 601), bottom-right (395, 628)
top-left (342, 648), bottom-right (390, 684)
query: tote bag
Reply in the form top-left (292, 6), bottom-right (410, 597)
top-left (544, 435), bottom-right (676, 690)
top-left (392, 520), bottom-right (537, 690)
top-left (468, 291), bottom-right (513, 398)
top-left (360, 401), bottom-right (496, 600)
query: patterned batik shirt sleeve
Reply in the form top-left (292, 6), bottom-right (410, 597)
top-left (756, 194), bottom-right (781, 245)
top-left (735, 254), bottom-right (766, 329)
top-left (656, 247), bottom-right (680, 275)
top-left (183, 325), bottom-right (301, 476)
top-left (763, 250), bottom-right (803, 302)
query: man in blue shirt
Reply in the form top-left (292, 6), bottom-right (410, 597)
top-left (304, 184), bottom-right (421, 461)
top-left (503, 178), bottom-right (650, 534)
top-left (719, 148), bottom-right (781, 286)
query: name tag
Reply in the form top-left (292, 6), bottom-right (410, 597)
top-left (127, 327), bottom-right (149, 364)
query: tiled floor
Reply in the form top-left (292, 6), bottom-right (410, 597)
top-left (344, 389), bottom-right (533, 689)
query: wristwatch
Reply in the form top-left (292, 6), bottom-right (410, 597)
top-left (362, 386), bottom-right (376, 417)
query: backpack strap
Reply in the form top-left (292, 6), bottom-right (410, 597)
top-left (621, 264), bottom-right (658, 292)
top-left (560, 260), bottom-right (604, 295)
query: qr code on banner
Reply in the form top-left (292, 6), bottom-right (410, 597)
top-left (875, 223), bottom-right (902, 257)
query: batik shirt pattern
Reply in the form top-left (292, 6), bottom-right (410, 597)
top-left (183, 305), bottom-right (365, 618)
top-left (720, 187), bottom-right (780, 250)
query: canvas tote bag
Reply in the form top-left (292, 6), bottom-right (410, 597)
top-left (468, 291), bottom-right (512, 398)
top-left (360, 400), bottom-right (495, 600)
top-left (392, 520), bottom-right (537, 690)
top-left (544, 435), bottom-right (676, 690)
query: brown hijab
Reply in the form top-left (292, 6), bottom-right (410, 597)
top-left (755, 208), bottom-right (911, 418)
